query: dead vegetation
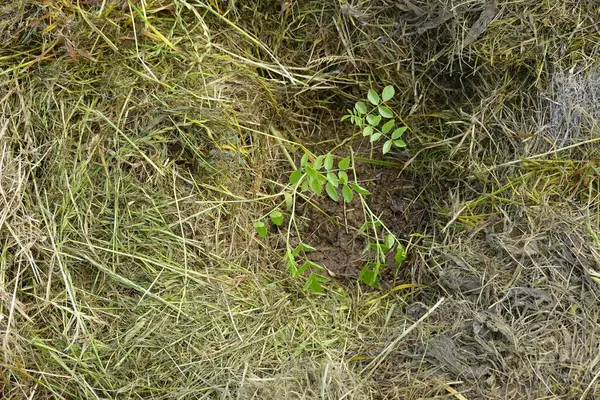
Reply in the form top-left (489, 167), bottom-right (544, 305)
top-left (0, 0), bottom-right (599, 399)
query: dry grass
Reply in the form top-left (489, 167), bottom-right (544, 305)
top-left (0, 0), bottom-right (599, 399)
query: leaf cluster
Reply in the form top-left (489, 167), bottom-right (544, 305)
top-left (342, 86), bottom-right (407, 154)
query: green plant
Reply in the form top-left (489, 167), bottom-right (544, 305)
top-left (342, 85), bottom-right (407, 154)
top-left (358, 224), bottom-right (407, 287)
top-left (255, 86), bottom-right (409, 292)
top-left (289, 153), bottom-right (370, 202)
top-left (284, 243), bottom-right (329, 292)
top-left (254, 152), bottom-right (371, 292)
top-left (255, 205), bottom-right (331, 292)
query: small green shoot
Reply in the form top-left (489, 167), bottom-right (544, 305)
top-left (344, 86), bottom-right (408, 154)
top-left (358, 229), bottom-right (407, 287)
top-left (285, 244), bottom-right (329, 292)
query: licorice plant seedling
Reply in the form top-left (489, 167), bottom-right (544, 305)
top-left (254, 86), bottom-right (408, 292)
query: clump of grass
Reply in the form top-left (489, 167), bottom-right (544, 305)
top-left (0, 2), bottom-right (400, 399)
